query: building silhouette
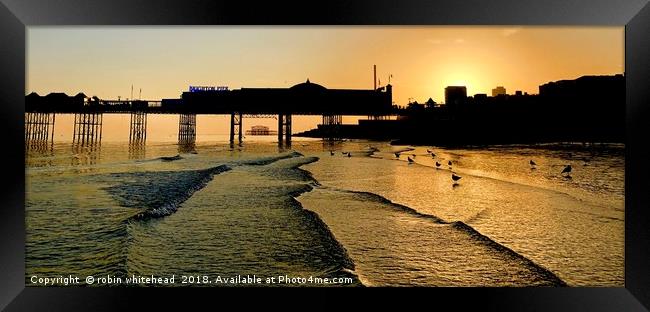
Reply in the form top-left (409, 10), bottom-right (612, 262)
top-left (297, 74), bottom-right (625, 145)
top-left (492, 86), bottom-right (506, 97)
top-left (179, 79), bottom-right (392, 115)
top-left (444, 86), bottom-right (467, 108)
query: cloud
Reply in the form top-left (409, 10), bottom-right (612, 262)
top-left (502, 27), bottom-right (522, 37)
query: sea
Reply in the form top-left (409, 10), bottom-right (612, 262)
top-left (25, 115), bottom-right (624, 287)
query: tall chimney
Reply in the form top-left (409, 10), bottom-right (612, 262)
top-left (373, 65), bottom-right (377, 90)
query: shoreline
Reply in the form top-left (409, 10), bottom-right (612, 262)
top-left (293, 133), bottom-right (625, 150)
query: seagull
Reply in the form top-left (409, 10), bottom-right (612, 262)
top-left (561, 164), bottom-right (572, 176)
top-left (330, 151), bottom-right (335, 156)
top-left (448, 160), bottom-right (452, 166)
top-left (451, 173), bottom-right (462, 184)
top-left (435, 161), bottom-right (441, 168)
top-left (394, 152), bottom-right (401, 158)
top-left (342, 151), bottom-right (347, 155)
top-left (347, 152), bottom-right (352, 158)
top-left (407, 157), bottom-right (414, 164)
top-left (411, 154), bottom-right (417, 158)
top-left (431, 153), bottom-right (436, 158)
top-left (530, 160), bottom-right (537, 169)
top-left (426, 149), bottom-right (432, 154)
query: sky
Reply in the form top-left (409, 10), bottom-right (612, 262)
top-left (27, 26), bottom-right (623, 106)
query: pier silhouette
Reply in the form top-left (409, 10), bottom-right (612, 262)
top-left (25, 80), bottom-right (393, 148)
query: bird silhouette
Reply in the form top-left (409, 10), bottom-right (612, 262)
top-left (426, 149), bottom-right (432, 154)
top-left (451, 173), bottom-right (462, 184)
top-left (435, 161), bottom-right (441, 168)
top-left (431, 153), bottom-right (436, 158)
top-left (561, 164), bottom-right (572, 176)
top-left (330, 151), bottom-right (335, 156)
top-left (407, 157), bottom-right (414, 164)
top-left (530, 160), bottom-right (537, 169)
top-left (394, 152), bottom-right (401, 158)
top-left (347, 152), bottom-right (352, 158)
top-left (448, 160), bottom-right (452, 166)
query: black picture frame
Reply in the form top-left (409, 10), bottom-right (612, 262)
top-left (1, 0), bottom-right (649, 310)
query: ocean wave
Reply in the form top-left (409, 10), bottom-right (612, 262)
top-left (101, 165), bottom-right (231, 222)
top-left (237, 151), bottom-right (304, 166)
top-left (159, 154), bottom-right (183, 162)
top-left (450, 221), bottom-right (567, 286)
top-left (291, 197), bottom-right (359, 278)
top-left (249, 155), bottom-right (360, 284)
top-left (301, 185), bottom-right (567, 286)
top-left (317, 186), bottom-right (445, 224)
top-left (120, 153), bottom-right (361, 285)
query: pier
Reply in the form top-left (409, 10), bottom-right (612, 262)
top-left (25, 80), bottom-right (393, 148)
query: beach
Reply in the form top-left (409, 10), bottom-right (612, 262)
top-left (26, 138), bottom-right (624, 286)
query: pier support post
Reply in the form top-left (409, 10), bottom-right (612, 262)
top-left (129, 111), bottom-right (147, 158)
top-left (230, 112), bottom-right (243, 146)
top-left (278, 113), bottom-right (292, 147)
top-left (73, 111), bottom-right (102, 148)
top-left (25, 112), bottom-right (56, 152)
top-left (129, 111), bottom-right (147, 145)
top-left (178, 113), bottom-right (196, 150)
top-left (321, 114), bottom-right (342, 141)
top-left (285, 114), bottom-right (291, 147)
top-left (278, 113), bottom-right (284, 146)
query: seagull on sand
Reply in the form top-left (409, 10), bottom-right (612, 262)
top-left (435, 161), bottom-right (441, 168)
top-left (530, 160), bottom-right (537, 169)
top-left (407, 157), bottom-right (414, 164)
top-left (347, 152), bottom-right (352, 158)
top-left (330, 151), bottom-right (335, 156)
top-left (394, 152), bottom-right (401, 158)
top-left (451, 173), bottom-right (462, 184)
top-left (561, 164), bottom-right (572, 176)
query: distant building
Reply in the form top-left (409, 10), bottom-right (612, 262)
top-left (26, 92), bottom-right (86, 112)
top-left (445, 86), bottom-right (467, 107)
top-left (538, 74), bottom-right (624, 98)
top-left (492, 86), bottom-right (506, 97)
top-left (515, 90), bottom-right (523, 96)
top-left (245, 125), bottom-right (277, 136)
top-left (425, 98), bottom-right (437, 109)
top-left (472, 93), bottom-right (488, 105)
top-left (180, 79), bottom-right (393, 115)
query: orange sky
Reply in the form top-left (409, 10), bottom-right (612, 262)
top-left (27, 27), bottom-right (624, 138)
top-left (27, 26), bottom-right (623, 106)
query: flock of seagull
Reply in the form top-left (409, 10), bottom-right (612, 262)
top-left (393, 149), bottom-right (463, 185)
top-left (331, 147), bottom-right (575, 186)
